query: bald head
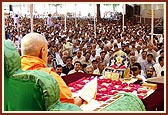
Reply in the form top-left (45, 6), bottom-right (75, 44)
top-left (21, 33), bottom-right (48, 62)
top-left (21, 33), bottom-right (48, 56)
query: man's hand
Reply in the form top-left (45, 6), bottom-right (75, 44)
top-left (74, 96), bottom-right (84, 106)
top-left (137, 77), bottom-right (143, 81)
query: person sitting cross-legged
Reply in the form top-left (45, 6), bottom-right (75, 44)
top-left (21, 32), bottom-right (83, 106)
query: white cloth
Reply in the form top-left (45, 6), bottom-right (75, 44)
top-left (60, 73), bottom-right (66, 77)
top-left (47, 16), bottom-right (52, 27)
top-left (95, 47), bottom-right (102, 56)
top-left (153, 63), bottom-right (164, 77)
top-left (137, 57), bottom-right (146, 64)
top-left (90, 55), bottom-right (96, 62)
top-left (54, 52), bottom-right (64, 66)
top-left (93, 69), bottom-right (105, 76)
top-left (136, 74), bottom-right (147, 82)
top-left (14, 17), bottom-right (19, 26)
top-left (68, 69), bottom-right (84, 75)
top-left (72, 55), bottom-right (85, 64)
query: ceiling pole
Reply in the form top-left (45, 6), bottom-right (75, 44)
top-left (94, 4), bottom-right (96, 38)
top-left (151, 4), bottom-right (154, 44)
top-left (64, 4), bottom-right (67, 32)
top-left (30, 4), bottom-right (33, 33)
top-left (122, 4), bottom-right (125, 32)
top-left (75, 4), bottom-right (77, 27)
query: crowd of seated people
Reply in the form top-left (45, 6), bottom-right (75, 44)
top-left (5, 14), bottom-right (164, 85)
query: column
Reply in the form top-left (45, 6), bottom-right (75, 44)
top-left (151, 4), bottom-right (154, 44)
top-left (30, 4), bottom-right (33, 33)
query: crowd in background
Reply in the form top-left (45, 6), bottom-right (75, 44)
top-left (4, 14), bottom-right (164, 80)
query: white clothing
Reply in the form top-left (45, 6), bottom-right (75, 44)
top-left (117, 42), bottom-right (122, 49)
top-left (72, 55), bottom-right (85, 64)
top-left (47, 16), bottom-right (52, 27)
top-left (95, 47), bottom-right (102, 56)
top-left (14, 17), bottom-right (19, 26)
top-left (54, 52), bottom-right (64, 66)
top-left (68, 69), bottom-right (84, 75)
top-left (90, 55), bottom-right (96, 62)
top-left (137, 57), bottom-right (146, 64)
top-left (136, 74), bottom-right (147, 82)
top-left (60, 73), bottom-right (66, 77)
top-left (93, 69), bottom-right (105, 76)
top-left (153, 63), bottom-right (164, 77)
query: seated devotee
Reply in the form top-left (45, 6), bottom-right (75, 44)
top-left (72, 40), bottom-right (79, 54)
top-left (20, 32), bottom-right (83, 106)
top-left (85, 65), bottom-right (94, 74)
top-left (81, 52), bottom-right (91, 66)
top-left (130, 56), bottom-right (137, 68)
top-left (155, 50), bottom-right (164, 63)
top-left (93, 61), bottom-right (105, 76)
top-left (55, 65), bottom-right (66, 77)
top-left (100, 51), bottom-right (108, 66)
top-left (140, 54), bottom-right (156, 72)
top-left (144, 66), bottom-right (156, 79)
top-left (123, 44), bottom-right (131, 55)
top-left (95, 55), bottom-right (101, 62)
top-left (91, 60), bottom-right (98, 70)
top-left (68, 61), bottom-right (84, 75)
top-left (53, 45), bottom-right (64, 66)
top-left (62, 56), bottom-right (74, 75)
top-left (153, 56), bottom-right (164, 77)
top-left (137, 50), bottom-right (147, 65)
top-left (131, 62), bottom-right (147, 82)
top-left (105, 49), bottom-right (114, 64)
top-left (145, 42), bottom-right (158, 61)
top-left (72, 50), bottom-right (85, 64)
top-left (81, 64), bottom-right (88, 73)
top-left (90, 49), bottom-right (97, 61)
top-left (46, 53), bottom-right (53, 68)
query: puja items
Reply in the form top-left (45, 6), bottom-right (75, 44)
top-left (68, 77), bottom-right (155, 101)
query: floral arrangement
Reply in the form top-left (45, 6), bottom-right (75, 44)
top-left (68, 77), bottom-right (149, 101)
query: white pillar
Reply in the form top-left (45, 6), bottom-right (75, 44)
top-left (75, 4), bottom-right (77, 27)
top-left (44, 4), bottom-right (46, 17)
top-left (30, 4), bottom-right (33, 33)
top-left (20, 4), bottom-right (22, 16)
top-left (143, 4), bottom-right (145, 24)
top-left (122, 4), bottom-right (125, 31)
top-left (64, 4), bottom-right (67, 32)
top-left (49, 4), bottom-right (51, 14)
top-left (151, 4), bottom-right (154, 44)
top-left (2, 3), bottom-right (5, 40)
top-left (94, 4), bottom-right (96, 38)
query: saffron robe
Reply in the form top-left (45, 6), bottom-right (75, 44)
top-left (21, 55), bottom-right (74, 104)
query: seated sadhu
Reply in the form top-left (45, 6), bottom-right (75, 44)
top-left (20, 32), bottom-right (83, 106)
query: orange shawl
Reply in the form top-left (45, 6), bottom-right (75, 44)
top-left (21, 55), bottom-right (74, 104)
